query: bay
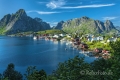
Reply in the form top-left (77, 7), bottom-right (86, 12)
top-left (0, 36), bottom-right (96, 74)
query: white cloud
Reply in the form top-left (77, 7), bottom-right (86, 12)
top-left (102, 17), bottom-right (117, 20)
top-left (46, 0), bottom-right (66, 9)
top-left (45, 0), bottom-right (115, 9)
top-left (27, 10), bottom-right (60, 14)
top-left (37, 11), bottom-right (60, 14)
top-left (60, 3), bottom-right (115, 9)
top-left (27, 10), bottom-right (36, 13)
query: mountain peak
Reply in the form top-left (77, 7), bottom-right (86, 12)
top-left (104, 20), bottom-right (114, 26)
top-left (104, 20), bottom-right (115, 31)
top-left (0, 9), bottom-right (51, 34)
top-left (60, 20), bottom-right (64, 23)
top-left (0, 14), bottom-right (11, 27)
top-left (81, 16), bottom-right (90, 20)
top-left (55, 16), bottom-right (117, 34)
top-left (53, 21), bottom-right (64, 30)
top-left (105, 20), bottom-right (112, 24)
top-left (15, 9), bottom-right (27, 17)
top-left (17, 9), bottom-right (26, 14)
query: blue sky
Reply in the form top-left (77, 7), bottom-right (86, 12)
top-left (0, 0), bottom-right (120, 27)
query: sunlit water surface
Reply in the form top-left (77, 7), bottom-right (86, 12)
top-left (0, 36), bottom-right (96, 74)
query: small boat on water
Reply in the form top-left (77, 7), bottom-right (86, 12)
top-left (33, 36), bottom-right (37, 40)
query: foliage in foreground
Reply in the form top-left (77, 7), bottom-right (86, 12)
top-left (24, 66), bottom-right (47, 80)
top-left (0, 63), bottom-right (23, 80)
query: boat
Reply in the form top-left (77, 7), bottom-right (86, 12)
top-left (33, 36), bottom-right (37, 40)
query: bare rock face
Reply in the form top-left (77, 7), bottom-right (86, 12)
top-left (0, 14), bottom-right (11, 27)
top-left (55, 16), bottom-right (117, 33)
top-left (104, 20), bottom-right (115, 31)
top-left (53, 21), bottom-right (64, 30)
top-left (94, 20), bottom-right (105, 33)
top-left (0, 9), bottom-right (51, 34)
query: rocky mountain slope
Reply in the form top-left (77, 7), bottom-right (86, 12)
top-left (0, 9), bottom-right (51, 34)
top-left (53, 21), bottom-right (64, 30)
top-left (115, 26), bottom-right (120, 31)
top-left (54, 16), bottom-right (118, 34)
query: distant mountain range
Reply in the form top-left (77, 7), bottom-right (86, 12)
top-left (0, 9), bottom-right (119, 35)
top-left (0, 9), bottom-right (51, 35)
top-left (54, 16), bottom-right (118, 34)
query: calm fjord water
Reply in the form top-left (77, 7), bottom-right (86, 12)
top-left (0, 36), bottom-right (95, 74)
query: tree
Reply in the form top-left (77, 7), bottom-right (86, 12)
top-left (91, 58), bottom-right (114, 80)
top-left (53, 56), bottom-right (93, 80)
top-left (109, 40), bottom-right (120, 79)
top-left (90, 39), bottom-right (120, 80)
top-left (109, 39), bottom-right (120, 57)
top-left (25, 66), bottom-right (47, 80)
top-left (3, 63), bottom-right (23, 80)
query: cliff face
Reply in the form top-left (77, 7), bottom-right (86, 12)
top-left (104, 20), bottom-right (115, 31)
top-left (54, 16), bottom-right (117, 34)
top-left (0, 9), bottom-right (51, 34)
top-left (53, 21), bottom-right (64, 30)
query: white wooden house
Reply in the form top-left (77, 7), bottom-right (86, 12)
top-left (53, 35), bottom-right (59, 38)
top-left (88, 36), bottom-right (104, 42)
top-left (107, 38), bottom-right (117, 42)
top-left (97, 36), bottom-right (103, 41)
top-left (59, 34), bottom-right (64, 37)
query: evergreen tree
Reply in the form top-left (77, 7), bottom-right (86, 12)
top-left (3, 63), bottom-right (22, 80)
